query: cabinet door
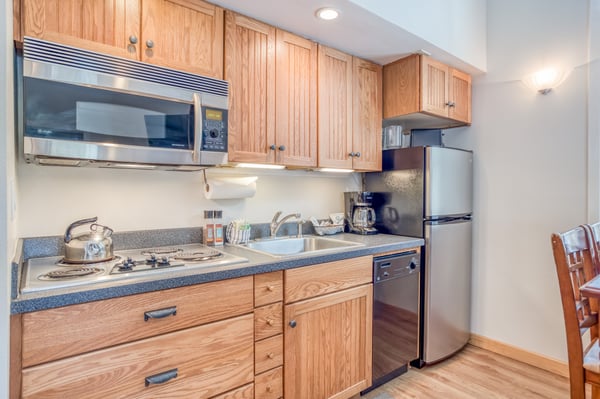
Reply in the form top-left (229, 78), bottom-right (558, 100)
top-left (276, 30), bottom-right (317, 167)
top-left (284, 284), bottom-right (373, 399)
top-left (21, 0), bottom-right (140, 59)
top-left (225, 12), bottom-right (276, 164)
top-left (141, 0), bottom-right (224, 78)
top-left (421, 56), bottom-right (449, 118)
top-left (449, 68), bottom-right (472, 124)
top-left (352, 57), bottom-right (382, 172)
top-left (317, 45), bottom-right (353, 169)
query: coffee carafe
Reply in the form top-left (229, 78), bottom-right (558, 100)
top-left (344, 191), bottom-right (378, 235)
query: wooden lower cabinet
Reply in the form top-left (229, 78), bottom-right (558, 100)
top-left (15, 263), bottom-right (373, 399)
top-left (284, 257), bottom-right (373, 399)
top-left (22, 314), bottom-right (254, 399)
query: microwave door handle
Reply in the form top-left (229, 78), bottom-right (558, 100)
top-left (192, 93), bottom-right (202, 163)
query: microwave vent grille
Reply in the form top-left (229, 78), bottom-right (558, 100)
top-left (23, 36), bottom-right (228, 97)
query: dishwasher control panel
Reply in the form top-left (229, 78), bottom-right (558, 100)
top-left (374, 251), bottom-right (420, 282)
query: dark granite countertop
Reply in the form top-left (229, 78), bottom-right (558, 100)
top-left (11, 232), bottom-right (423, 314)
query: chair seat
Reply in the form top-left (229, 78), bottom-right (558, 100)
top-left (584, 339), bottom-right (600, 373)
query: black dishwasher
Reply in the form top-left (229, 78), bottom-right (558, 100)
top-left (363, 250), bottom-right (421, 393)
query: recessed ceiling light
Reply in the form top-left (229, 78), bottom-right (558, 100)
top-left (315, 7), bottom-right (339, 21)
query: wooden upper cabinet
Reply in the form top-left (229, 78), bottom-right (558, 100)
top-left (352, 57), bottom-right (382, 171)
top-left (421, 56), bottom-right (449, 118)
top-left (318, 46), bottom-right (382, 172)
top-left (224, 11), bottom-right (276, 164)
top-left (20, 0), bottom-right (140, 59)
top-left (276, 30), bottom-right (317, 168)
top-left (18, 0), bottom-right (224, 78)
top-left (141, 0), bottom-right (224, 78)
top-left (317, 45), bottom-right (353, 170)
top-left (383, 54), bottom-right (472, 128)
top-left (449, 68), bottom-right (472, 124)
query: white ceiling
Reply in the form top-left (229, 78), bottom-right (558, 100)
top-left (211, 0), bottom-right (484, 74)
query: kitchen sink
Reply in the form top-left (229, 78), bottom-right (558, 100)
top-left (239, 236), bottom-right (364, 257)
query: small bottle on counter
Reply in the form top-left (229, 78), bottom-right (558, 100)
top-left (203, 210), bottom-right (215, 246)
top-left (214, 210), bottom-right (224, 246)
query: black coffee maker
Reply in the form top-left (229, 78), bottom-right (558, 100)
top-left (344, 191), bottom-right (378, 235)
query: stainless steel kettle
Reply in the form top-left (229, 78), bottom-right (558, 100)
top-left (64, 217), bottom-right (114, 263)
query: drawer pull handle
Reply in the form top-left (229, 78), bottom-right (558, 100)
top-left (145, 368), bottom-right (178, 387)
top-left (267, 352), bottom-right (275, 359)
top-left (266, 319), bottom-right (274, 326)
top-left (144, 306), bottom-right (177, 322)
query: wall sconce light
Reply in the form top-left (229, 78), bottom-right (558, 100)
top-left (522, 67), bottom-right (571, 94)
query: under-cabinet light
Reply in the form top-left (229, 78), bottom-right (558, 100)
top-left (318, 168), bottom-right (355, 173)
top-left (236, 163), bottom-right (285, 170)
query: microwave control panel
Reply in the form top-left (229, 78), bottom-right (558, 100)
top-left (201, 107), bottom-right (228, 152)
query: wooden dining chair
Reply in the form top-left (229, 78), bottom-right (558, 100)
top-left (584, 223), bottom-right (600, 276)
top-left (551, 225), bottom-right (600, 398)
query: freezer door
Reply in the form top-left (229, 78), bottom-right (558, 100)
top-left (426, 147), bottom-right (473, 218)
top-left (423, 218), bottom-right (472, 363)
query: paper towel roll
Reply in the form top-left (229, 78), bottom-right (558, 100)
top-left (203, 176), bottom-right (258, 199)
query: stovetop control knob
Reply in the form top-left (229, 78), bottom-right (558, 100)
top-left (157, 256), bottom-right (170, 266)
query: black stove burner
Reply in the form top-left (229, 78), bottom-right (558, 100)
top-left (140, 247), bottom-right (183, 256)
top-left (55, 255), bottom-right (121, 267)
top-left (38, 267), bottom-right (103, 280)
top-left (174, 249), bottom-right (222, 262)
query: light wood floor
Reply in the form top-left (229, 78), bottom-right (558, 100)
top-left (361, 345), bottom-right (572, 399)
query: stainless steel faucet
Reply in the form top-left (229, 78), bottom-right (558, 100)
top-left (270, 211), bottom-right (302, 238)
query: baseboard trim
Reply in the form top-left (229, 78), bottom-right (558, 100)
top-left (469, 334), bottom-right (569, 378)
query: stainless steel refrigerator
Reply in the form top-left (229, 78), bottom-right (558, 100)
top-left (365, 146), bottom-right (473, 365)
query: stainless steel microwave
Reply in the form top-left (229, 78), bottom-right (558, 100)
top-left (20, 37), bottom-right (229, 170)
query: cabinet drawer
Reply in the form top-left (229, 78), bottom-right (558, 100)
top-left (254, 302), bottom-right (283, 341)
top-left (210, 383), bottom-right (254, 399)
top-left (254, 271), bottom-right (283, 307)
top-left (255, 366), bottom-right (283, 399)
top-left (255, 334), bottom-right (283, 374)
top-left (285, 256), bottom-right (372, 303)
top-left (22, 314), bottom-right (254, 399)
top-left (22, 276), bottom-right (254, 367)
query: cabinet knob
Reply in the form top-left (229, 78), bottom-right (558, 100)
top-left (349, 152), bottom-right (355, 157)
top-left (146, 40), bottom-right (155, 48)
top-left (278, 145), bottom-right (286, 151)
top-left (289, 319), bottom-right (297, 328)
top-left (129, 35), bottom-right (138, 44)
top-left (446, 101), bottom-right (456, 107)
top-left (266, 285), bottom-right (275, 291)
top-left (270, 144), bottom-right (277, 151)
top-left (266, 319), bottom-right (274, 326)
top-left (267, 352), bottom-right (275, 359)
top-left (266, 385), bottom-right (273, 393)
top-left (355, 152), bottom-right (361, 158)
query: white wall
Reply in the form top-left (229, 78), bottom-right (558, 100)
top-left (445, 0), bottom-right (591, 362)
top-left (17, 164), bottom-right (360, 237)
top-left (349, 0), bottom-right (487, 71)
top-left (1, 0), bottom-right (16, 396)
